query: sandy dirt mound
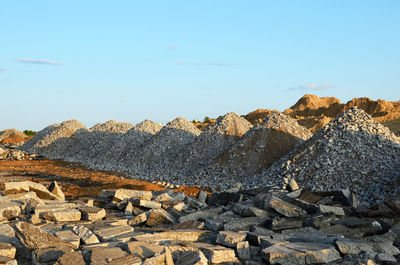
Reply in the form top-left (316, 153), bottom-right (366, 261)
top-left (0, 129), bottom-right (29, 145)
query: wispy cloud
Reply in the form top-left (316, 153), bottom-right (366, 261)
top-left (0, 68), bottom-right (5, 71)
top-left (16, 58), bottom-right (63, 65)
top-left (168, 45), bottom-right (179, 50)
top-left (176, 61), bottom-right (238, 67)
top-left (290, 83), bottom-right (333, 91)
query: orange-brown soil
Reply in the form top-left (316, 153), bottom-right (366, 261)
top-left (0, 159), bottom-right (203, 199)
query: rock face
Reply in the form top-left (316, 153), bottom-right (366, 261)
top-left (254, 108), bottom-right (400, 203)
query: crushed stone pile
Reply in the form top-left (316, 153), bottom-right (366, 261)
top-left (203, 112), bottom-right (312, 185)
top-left (124, 117), bottom-right (201, 179)
top-left (94, 120), bottom-right (163, 172)
top-left (172, 113), bottom-right (252, 177)
top-left (21, 120), bottom-right (87, 157)
top-left (250, 108), bottom-right (400, 203)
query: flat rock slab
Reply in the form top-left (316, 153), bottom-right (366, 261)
top-left (146, 209), bottom-right (176, 227)
top-left (14, 222), bottom-right (74, 250)
top-left (266, 217), bottom-right (303, 231)
top-left (94, 226), bottom-right (134, 241)
top-left (35, 203), bottom-right (77, 215)
top-left (55, 230), bottom-right (81, 248)
top-left (178, 207), bottom-right (223, 223)
top-left (267, 195), bottom-right (305, 217)
top-left (319, 204), bottom-right (345, 216)
top-left (78, 205), bottom-right (106, 221)
top-left (90, 246), bottom-right (129, 265)
top-left (34, 246), bottom-right (74, 264)
top-left (0, 202), bottom-right (21, 221)
top-left (72, 225), bottom-right (99, 244)
top-left (42, 208), bottom-right (81, 222)
top-left (186, 242), bottom-right (240, 264)
top-left (175, 250), bottom-right (208, 265)
top-left (4, 181), bottom-right (61, 201)
top-left (224, 217), bottom-right (268, 231)
top-left (336, 239), bottom-right (400, 256)
top-left (0, 224), bottom-right (17, 245)
top-left (262, 242), bottom-right (341, 265)
top-left (130, 199), bottom-right (162, 209)
top-left (125, 241), bottom-right (164, 259)
top-left (114, 189), bottom-right (153, 201)
top-left (132, 230), bottom-right (213, 242)
top-left (0, 243), bottom-right (15, 259)
top-left (55, 251), bottom-right (85, 265)
top-left (216, 231), bottom-right (246, 247)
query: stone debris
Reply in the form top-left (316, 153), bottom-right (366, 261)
top-left (0, 181), bottom-right (398, 264)
top-left (252, 108), bottom-right (400, 203)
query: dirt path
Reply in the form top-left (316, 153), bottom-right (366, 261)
top-left (0, 159), bottom-right (202, 199)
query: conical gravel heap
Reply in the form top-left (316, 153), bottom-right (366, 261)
top-left (250, 108), bottom-right (400, 203)
top-left (21, 120), bottom-right (87, 156)
top-left (172, 112), bottom-right (252, 176)
top-left (213, 112), bottom-right (312, 180)
top-left (125, 117), bottom-right (201, 180)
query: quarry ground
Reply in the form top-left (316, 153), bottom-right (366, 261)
top-left (0, 159), bottom-right (202, 199)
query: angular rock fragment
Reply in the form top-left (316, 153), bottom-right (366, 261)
top-left (89, 246), bottom-right (129, 264)
top-left (187, 242), bottom-right (240, 263)
top-left (265, 217), bottom-right (303, 231)
top-left (0, 243), bottom-right (15, 259)
top-left (146, 209), bottom-right (176, 227)
top-left (93, 226), bottom-right (134, 241)
top-left (336, 239), bottom-right (400, 256)
top-left (176, 250), bottom-right (208, 265)
top-left (42, 208), bottom-right (82, 222)
top-left (55, 251), bottom-right (85, 265)
top-left (114, 189), bottom-right (153, 201)
top-left (318, 204), bottom-right (345, 216)
top-left (79, 205), bottom-right (106, 221)
top-left (33, 246), bottom-right (74, 264)
top-left (55, 230), bottom-right (81, 248)
top-left (72, 225), bottom-right (100, 244)
top-left (130, 198), bottom-right (162, 209)
top-left (266, 195), bottom-right (305, 217)
top-left (216, 231), bottom-right (246, 248)
top-left (0, 202), bottom-right (21, 221)
top-left (49, 180), bottom-right (65, 201)
top-left (236, 241), bottom-right (251, 260)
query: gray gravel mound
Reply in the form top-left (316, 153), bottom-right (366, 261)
top-left (172, 112), bottom-right (252, 177)
top-left (249, 108), bottom-right (400, 203)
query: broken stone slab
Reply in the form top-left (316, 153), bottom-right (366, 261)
top-left (236, 241), bottom-right (251, 260)
top-left (48, 180), bottom-right (65, 201)
top-left (162, 200), bottom-right (186, 211)
top-left (216, 231), bottom-right (246, 248)
top-left (242, 206), bottom-right (270, 218)
top-left (173, 220), bottom-right (204, 230)
top-left (72, 225), bottom-right (100, 244)
top-left (197, 190), bottom-right (208, 203)
top-left (262, 242), bottom-right (341, 265)
top-left (55, 251), bottom-right (85, 265)
top-left (265, 217), bottom-right (303, 231)
top-left (154, 193), bottom-right (175, 203)
top-left (205, 219), bottom-right (224, 231)
top-left (55, 230), bottom-right (81, 248)
top-left (114, 189), bottom-right (153, 201)
top-left (333, 189), bottom-right (359, 208)
top-left (141, 247), bottom-right (174, 265)
top-left (4, 181), bottom-right (61, 200)
top-left (93, 225), bottom-right (134, 241)
top-left (0, 256), bottom-right (17, 265)
top-left (0, 243), bottom-right (15, 259)
top-left (34, 202), bottom-right (77, 216)
top-left (124, 241), bottom-right (164, 259)
top-left (129, 211), bottom-right (149, 226)
top-left (78, 205), bottom-right (106, 221)
top-left (42, 208), bottom-right (82, 222)
top-left (318, 204), bottom-right (345, 216)
top-left (130, 199), bottom-right (162, 209)
top-left (132, 230), bottom-right (213, 243)
top-left (14, 222), bottom-right (74, 250)
top-left (310, 213), bottom-right (337, 228)
top-left (0, 224), bottom-right (18, 245)
top-left (146, 209), bottom-right (176, 227)
top-left (266, 195), bottom-right (305, 217)
top-left (89, 246), bottom-right (129, 264)
top-left (33, 246), bottom-right (74, 264)
top-left (175, 250), bottom-right (208, 265)
top-left (224, 217), bottom-right (268, 232)
top-left (320, 224), bottom-right (366, 238)
top-left (178, 207), bottom-right (223, 223)
top-left (0, 202), bottom-right (21, 221)
top-left (185, 242), bottom-right (240, 264)
top-left (335, 239), bottom-right (400, 256)
top-left (207, 192), bottom-right (242, 206)
top-left (332, 217), bottom-right (383, 235)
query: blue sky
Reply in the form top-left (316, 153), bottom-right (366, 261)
top-left (1, 1), bottom-right (399, 131)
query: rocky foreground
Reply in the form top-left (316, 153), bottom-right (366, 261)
top-left (0, 180), bottom-right (400, 264)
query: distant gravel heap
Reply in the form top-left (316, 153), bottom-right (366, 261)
top-left (125, 117), bottom-right (201, 179)
top-left (208, 112), bottom-right (312, 182)
top-left (22, 120), bottom-right (86, 156)
top-left (249, 108), bottom-right (400, 203)
top-left (172, 113), bottom-right (252, 176)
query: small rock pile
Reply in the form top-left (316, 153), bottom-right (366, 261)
top-left (251, 108), bottom-right (400, 203)
top-left (1, 180), bottom-right (400, 264)
top-left (0, 146), bottom-right (36, 161)
top-left (0, 129), bottom-right (28, 147)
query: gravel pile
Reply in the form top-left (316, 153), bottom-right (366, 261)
top-left (172, 113), bottom-right (252, 176)
top-left (21, 120), bottom-right (86, 156)
top-left (207, 112), bottom-right (312, 183)
top-left (249, 108), bottom-right (400, 203)
top-left (124, 117), bottom-right (201, 180)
